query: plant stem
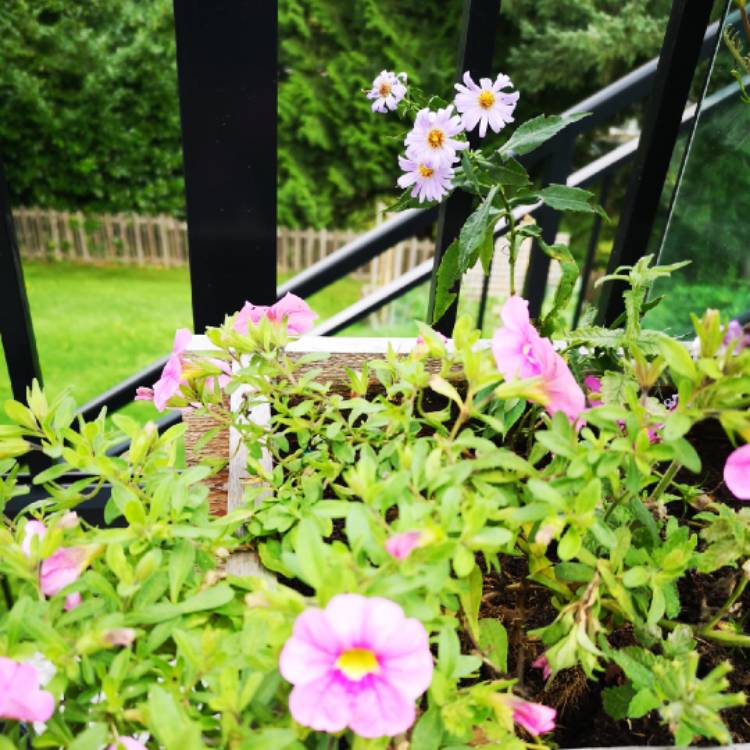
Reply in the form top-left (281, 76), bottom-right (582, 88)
top-left (647, 460), bottom-right (680, 505)
top-left (704, 575), bottom-right (748, 632)
top-left (498, 186), bottom-right (518, 295)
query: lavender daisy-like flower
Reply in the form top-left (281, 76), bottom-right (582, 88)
top-left (454, 71), bottom-right (519, 138)
top-left (404, 106), bottom-right (467, 168)
top-left (397, 151), bottom-right (455, 203)
top-left (366, 70), bottom-right (407, 113)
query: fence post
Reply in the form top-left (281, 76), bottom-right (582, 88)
top-left (427, 0), bottom-right (502, 335)
top-left (173, 0), bottom-right (277, 329)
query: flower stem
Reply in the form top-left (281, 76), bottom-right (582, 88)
top-left (704, 575), bottom-right (748, 632)
top-left (647, 460), bottom-right (680, 505)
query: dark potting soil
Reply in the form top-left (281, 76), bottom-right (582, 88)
top-left (480, 556), bottom-right (750, 747)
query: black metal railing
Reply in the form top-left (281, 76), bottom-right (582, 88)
top-left (0, 0), bottom-right (737, 492)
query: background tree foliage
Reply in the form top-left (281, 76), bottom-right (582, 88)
top-left (0, 0), bottom-right (671, 227)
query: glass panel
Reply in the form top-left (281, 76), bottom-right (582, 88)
top-left (645, 1), bottom-right (748, 333)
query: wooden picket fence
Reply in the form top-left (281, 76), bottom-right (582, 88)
top-left (12, 207), bottom-right (435, 283)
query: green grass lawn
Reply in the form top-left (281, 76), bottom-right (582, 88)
top-left (0, 261), bottom-right (364, 423)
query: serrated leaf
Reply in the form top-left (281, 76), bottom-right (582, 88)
top-left (537, 184), bottom-right (608, 219)
top-left (602, 684), bottom-right (636, 720)
top-left (498, 112), bottom-right (589, 157)
top-left (458, 186), bottom-right (497, 274)
top-left (431, 240), bottom-right (459, 323)
top-left (479, 618), bottom-right (508, 672)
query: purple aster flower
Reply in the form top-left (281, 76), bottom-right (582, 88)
top-left (366, 70), bottom-right (407, 113)
top-left (724, 319), bottom-right (750, 355)
top-left (404, 106), bottom-right (467, 168)
top-left (454, 71), bottom-right (519, 138)
top-left (397, 151), bottom-right (455, 203)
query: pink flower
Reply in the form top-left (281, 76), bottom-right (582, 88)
top-left (64, 592), bottom-right (82, 611)
top-left (279, 594), bottom-right (433, 738)
top-left (0, 657), bottom-right (55, 723)
top-left (105, 628), bottom-right (136, 648)
top-left (492, 297), bottom-right (585, 422)
top-left (57, 511), bottom-right (79, 529)
top-left (724, 445), bottom-right (750, 500)
top-left (415, 330), bottom-right (449, 346)
top-left (404, 106), bottom-right (467, 168)
top-left (234, 294), bottom-right (317, 335)
top-left (40, 546), bottom-right (89, 597)
top-left (108, 738), bottom-right (148, 750)
top-left (135, 328), bottom-right (192, 412)
top-left (724, 320), bottom-right (750, 354)
top-left (267, 293), bottom-right (318, 334)
top-left (234, 301), bottom-right (270, 333)
top-left (509, 697), bottom-right (556, 735)
top-left (584, 375), bottom-right (602, 407)
top-left (532, 654), bottom-right (552, 680)
top-left (397, 153), bottom-right (455, 203)
top-left (385, 531), bottom-right (423, 561)
top-left (21, 520), bottom-right (47, 557)
top-left (454, 71), bottom-right (519, 138)
top-left (366, 70), bottom-right (407, 113)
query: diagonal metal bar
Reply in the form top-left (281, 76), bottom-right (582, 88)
top-left (427, 0), bottom-right (502, 336)
top-left (0, 158), bottom-right (42, 401)
top-left (596, 0), bottom-right (716, 325)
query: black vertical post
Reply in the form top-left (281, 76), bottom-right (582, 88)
top-left (476, 255), bottom-right (493, 332)
top-left (522, 136), bottom-right (575, 318)
top-left (0, 158), bottom-right (42, 401)
top-left (572, 173), bottom-right (612, 328)
top-left (597, 0), bottom-right (714, 326)
top-left (427, 0), bottom-right (501, 336)
top-left (173, 0), bottom-right (278, 332)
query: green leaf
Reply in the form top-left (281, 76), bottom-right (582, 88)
top-left (131, 584), bottom-right (234, 624)
top-left (457, 186), bottom-right (498, 274)
top-left (410, 707), bottom-right (444, 750)
top-left (655, 336), bottom-right (697, 381)
top-left (537, 184), bottom-right (608, 219)
top-left (498, 112), bottom-right (589, 157)
top-left (672, 438), bottom-right (701, 474)
top-left (431, 240), bottom-right (459, 323)
top-left (459, 565), bottom-right (483, 642)
top-left (475, 155), bottom-right (530, 187)
top-left (148, 685), bottom-right (204, 750)
top-left (168, 539), bottom-right (195, 602)
top-left (69, 724), bottom-right (108, 750)
top-left (538, 240), bottom-right (579, 336)
top-left (602, 684), bottom-right (636, 720)
top-left (295, 517), bottom-right (328, 590)
top-left (4, 400), bottom-right (37, 430)
top-left (479, 618), bottom-right (508, 672)
top-left (663, 412), bottom-right (691, 442)
top-left (629, 687), bottom-right (661, 718)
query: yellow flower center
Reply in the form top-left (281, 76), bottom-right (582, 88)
top-left (335, 648), bottom-right (380, 681)
top-left (418, 164), bottom-right (434, 178)
top-left (378, 82), bottom-right (392, 97)
top-left (478, 90), bottom-right (496, 109)
top-left (427, 128), bottom-right (445, 149)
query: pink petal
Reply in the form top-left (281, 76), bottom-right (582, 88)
top-left (40, 546), bottom-right (87, 596)
top-left (268, 293), bottom-right (318, 335)
top-left (500, 295), bottom-right (531, 332)
top-left (350, 675), bottom-right (416, 738)
top-left (288, 673), bottom-right (352, 733)
top-left (172, 328), bottom-right (193, 356)
top-left (0, 658), bottom-right (55, 723)
top-left (108, 738), bottom-right (148, 750)
top-left (512, 699), bottom-right (556, 735)
top-left (385, 531), bottom-right (423, 560)
top-left (724, 445), bottom-right (750, 500)
top-left (279, 608), bottom-right (340, 685)
top-left (105, 628), bottom-right (136, 647)
top-left (532, 654), bottom-right (552, 680)
top-left (134, 386), bottom-right (154, 402)
top-left (233, 301), bottom-right (269, 333)
top-left (64, 592), bottom-right (82, 611)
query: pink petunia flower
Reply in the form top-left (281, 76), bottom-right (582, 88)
top-left (234, 294), bottom-right (317, 336)
top-left (135, 328), bottom-right (192, 412)
top-left (724, 320), bottom-right (750, 355)
top-left (366, 70), bottom-right (407, 113)
top-left (266, 293), bottom-right (318, 334)
top-left (385, 531), bottom-right (424, 561)
top-left (532, 654), bottom-right (552, 680)
top-left (492, 296), bottom-right (585, 422)
top-left (40, 546), bottom-right (89, 597)
top-left (454, 71), bottom-right (519, 138)
top-left (108, 738), bottom-right (148, 750)
top-left (397, 153), bottom-right (455, 203)
top-left (64, 592), bottom-right (82, 611)
top-left (0, 657), bottom-right (55, 723)
top-left (724, 445), bottom-right (750, 500)
top-left (404, 106), bottom-right (467, 168)
top-left (279, 594), bottom-right (433, 738)
top-left (509, 697), bottom-right (557, 735)
top-left (21, 520), bottom-right (47, 557)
